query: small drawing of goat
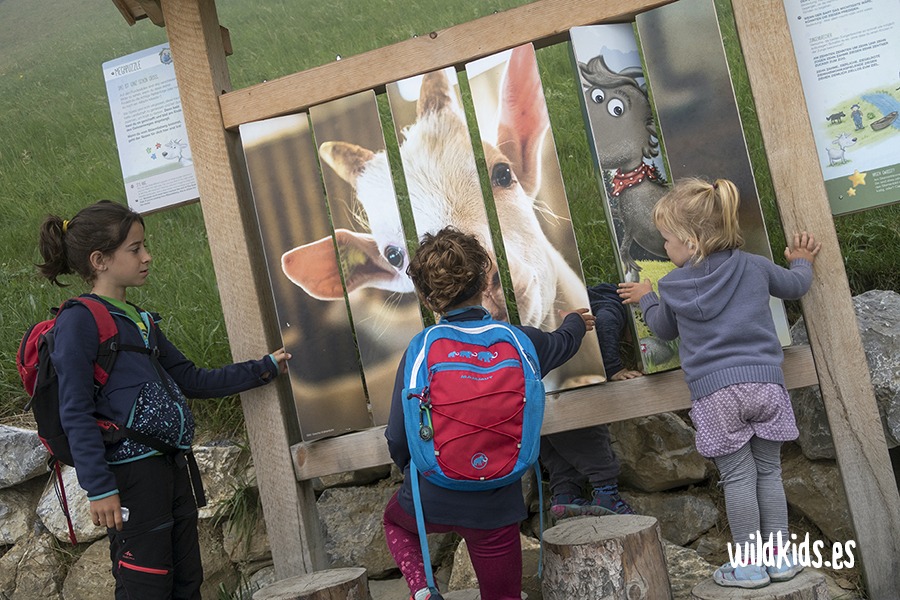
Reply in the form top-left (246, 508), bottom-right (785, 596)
top-left (826, 132), bottom-right (856, 166)
top-left (161, 139), bottom-right (193, 166)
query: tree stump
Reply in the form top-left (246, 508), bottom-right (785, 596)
top-left (691, 569), bottom-right (829, 599)
top-left (252, 567), bottom-right (370, 600)
top-left (542, 515), bottom-right (672, 599)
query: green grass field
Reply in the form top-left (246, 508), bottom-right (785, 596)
top-left (1, 0), bottom-right (898, 436)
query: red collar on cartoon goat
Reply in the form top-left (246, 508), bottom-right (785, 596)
top-left (610, 162), bottom-right (661, 197)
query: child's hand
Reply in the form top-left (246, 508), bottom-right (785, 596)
top-left (617, 279), bottom-right (653, 304)
top-left (784, 231), bottom-right (821, 264)
top-left (90, 494), bottom-right (124, 531)
top-left (610, 368), bottom-right (643, 381)
top-left (559, 308), bottom-right (595, 332)
top-left (270, 347), bottom-right (292, 374)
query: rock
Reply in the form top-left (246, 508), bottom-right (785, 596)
top-left (223, 506), bottom-right (271, 563)
top-left (194, 441), bottom-right (248, 520)
top-left (791, 290), bottom-right (900, 459)
top-left (36, 464), bottom-right (107, 544)
top-left (313, 464), bottom-right (393, 492)
top-left (610, 412), bottom-right (712, 492)
top-left (62, 538), bottom-right (116, 599)
top-left (691, 529), bottom-right (733, 566)
top-left (200, 519), bottom-right (240, 599)
top-left (623, 489), bottom-right (719, 546)
top-left (448, 534), bottom-right (540, 597)
top-left (317, 484), bottom-right (457, 579)
top-left (0, 531), bottom-right (66, 599)
top-left (663, 541), bottom-right (716, 600)
top-left (0, 476), bottom-right (44, 545)
top-left (781, 445), bottom-right (854, 543)
top-left (0, 425), bottom-right (48, 488)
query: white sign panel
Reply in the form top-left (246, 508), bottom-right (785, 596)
top-left (103, 43), bottom-right (198, 214)
top-left (784, 0), bottom-right (900, 215)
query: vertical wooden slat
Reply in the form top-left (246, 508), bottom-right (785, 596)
top-left (732, 1), bottom-right (900, 597)
top-left (159, 0), bottom-right (325, 577)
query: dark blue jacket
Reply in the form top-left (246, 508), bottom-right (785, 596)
top-left (51, 295), bottom-right (278, 500)
top-left (385, 307), bottom-right (587, 529)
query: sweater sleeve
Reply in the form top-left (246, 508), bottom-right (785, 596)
top-left (53, 306), bottom-right (119, 500)
top-left (638, 291), bottom-right (680, 341)
top-left (518, 312), bottom-right (587, 374)
top-left (764, 257), bottom-right (814, 300)
top-left (384, 353), bottom-right (410, 470)
top-left (153, 319), bottom-right (279, 398)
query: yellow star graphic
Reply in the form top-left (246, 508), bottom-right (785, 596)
top-left (848, 170), bottom-right (867, 187)
top-left (847, 187), bottom-right (856, 196)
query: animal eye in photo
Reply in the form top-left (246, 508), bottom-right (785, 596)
top-left (491, 163), bottom-right (513, 188)
top-left (607, 98), bottom-right (625, 117)
top-left (383, 245), bottom-right (405, 268)
top-left (590, 87), bottom-right (605, 104)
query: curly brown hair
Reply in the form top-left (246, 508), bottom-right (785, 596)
top-left (407, 227), bottom-right (491, 314)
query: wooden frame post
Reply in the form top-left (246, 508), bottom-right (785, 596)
top-left (732, 2), bottom-right (900, 597)
top-left (159, 0), bottom-right (326, 576)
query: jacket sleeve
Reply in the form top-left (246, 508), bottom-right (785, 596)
top-left (639, 291), bottom-right (680, 341)
top-left (384, 352), bottom-right (410, 470)
top-left (153, 317), bottom-right (279, 399)
top-left (518, 312), bottom-right (587, 374)
top-left (53, 306), bottom-right (119, 500)
top-left (763, 257), bottom-right (814, 300)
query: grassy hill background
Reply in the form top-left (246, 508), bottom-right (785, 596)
top-left (1, 0), bottom-right (897, 436)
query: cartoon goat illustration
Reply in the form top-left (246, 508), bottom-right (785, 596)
top-left (161, 139), bottom-right (193, 166)
top-left (579, 55), bottom-right (668, 278)
top-left (826, 132), bottom-right (856, 166)
top-left (282, 47), bottom-right (603, 388)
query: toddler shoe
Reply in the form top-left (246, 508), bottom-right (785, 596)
top-left (549, 493), bottom-right (590, 518)
top-left (590, 484), bottom-right (636, 515)
top-left (411, 587), bottom-right (444, 600)
top-left (713, 563), bottom-right (770, 589)
top-left (767, 554), bottom-right (804, 582)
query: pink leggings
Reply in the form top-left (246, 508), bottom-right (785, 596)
top-left (382, 492), bottom-right (522, 600)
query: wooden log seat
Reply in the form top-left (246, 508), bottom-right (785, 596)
top-left (541, 515), bottom-right (672, 599)
top-left (252, 567), bottom-right (370, 600)
top-left (691, 569), bottom-right (829, 600)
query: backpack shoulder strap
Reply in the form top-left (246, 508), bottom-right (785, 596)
top-left (59, 296), bottom-right (120, 387)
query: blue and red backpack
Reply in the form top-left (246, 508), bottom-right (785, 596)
top-left (401, 309), bottom-right (546, 596)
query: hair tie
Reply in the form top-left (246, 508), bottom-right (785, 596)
top-left (62, 219), bottom-right (69, 234)
top-left (712, 182), bottom-right (718, 191)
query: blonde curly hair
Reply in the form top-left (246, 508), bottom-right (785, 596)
top-left (407, 227), bottom-right (491, 314)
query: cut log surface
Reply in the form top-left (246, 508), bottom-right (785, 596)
top-left (691, 569), bottom-right (829, 599)
top-left (252, 567), bottom-right (370, 600)
top-left (542, 515), bottom-right (672, 599)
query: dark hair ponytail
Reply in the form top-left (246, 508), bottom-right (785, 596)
top-left (37, 200), bottom-right (144, 286)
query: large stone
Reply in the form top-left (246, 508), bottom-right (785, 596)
top-left (0, 531), bottom-right (66, 600)
top-left (222, 504), bottom-right (272, 563)
top-left (624, 489), bottom-right (719, 546)
top-left (199, 519), bottom-right (240, 600)
top-left (194, 441), bottom-right (248, 520)
top-left (791, 290), bottom-right (900, 459)
top-left (0, 426), bottom-right (48, 489)
top-left (62, 538), bottom-right (116, 599)
top-left (610, 412), bottom-right (712, 492)
top-left (317, 484), bottom-right (457, 579)
top-left (781, 444), bottom-right (854, 544)
top-left (36, 464), bottom-right (106, 544)
top-left (663, 541), bottom-right (716, 600)
top-left (313, 464), bottom-right (393, 492)
top-left (0, 476), bottom-right (44, 545)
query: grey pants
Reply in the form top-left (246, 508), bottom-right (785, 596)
top-left (714, 437), bottom-right (789, 547)
top-left (540, 425), bottom-right (620, 497)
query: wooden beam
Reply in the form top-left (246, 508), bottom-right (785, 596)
top-left (292, 345), bottom-right (818, 481)
top-left (218, 0), bottom-right (676, 130)
top-left (159, 0), bottom-right (326, 578)
top-left (732, 2), bottom-right (900, 598)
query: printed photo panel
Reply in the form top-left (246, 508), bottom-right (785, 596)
top-left (466, 44), bottom-right (606, 390)
top-left (636, 0), bottom-right (791, 345)
top-left (385, 67), bottom-right (510, 323)
top-left (570, 24), bottom-right (680, 374)
top-left (240, 115), bottom-right (373, 441)
top-left (309, 92), bottom-right (424, 425)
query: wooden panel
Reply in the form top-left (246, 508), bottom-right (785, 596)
top-left (466, 44), bottom-right (606, 390)
top-left (218, 0), bottom-right (677, 130)
top-left (732, 2), bottom-right (900, 597)
top-left (293, 344), bottom-right (819, 481)
top-left (159, 0), bottom-right (326, 577)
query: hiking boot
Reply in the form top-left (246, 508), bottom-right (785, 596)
top-left (411, 588), bottom-right (444, 600)
top-left (767, 554), bottom-right (804, 582)
top-left (590, 484), bottom-right (635, 515)
top-left (549, 494), bottom-right (590, 518)
top-left (713, 563), bottom-right (770, 589)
